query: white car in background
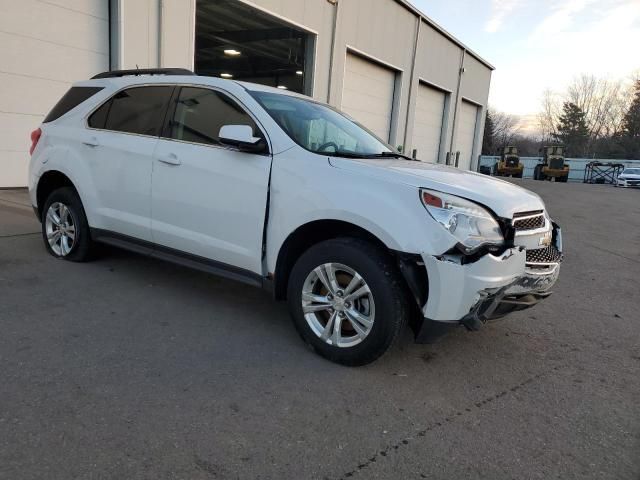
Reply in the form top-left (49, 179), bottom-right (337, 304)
top-left (28, 69), bottom-right (563, 365)
top-left (616, 168), bottom-right (640, 188)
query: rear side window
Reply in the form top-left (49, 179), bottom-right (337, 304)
top-left (43, 86), bottom-right (104, 123)
top-left (88, 86), bottom-right (173, 136)
top-left (165, 87), bottom-right (261, 146)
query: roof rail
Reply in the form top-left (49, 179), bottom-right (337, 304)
top-left (91, 68), bottom-right (196, 79)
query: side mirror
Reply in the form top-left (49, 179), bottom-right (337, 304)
top-left (219, 125), bottom-right (267, 153)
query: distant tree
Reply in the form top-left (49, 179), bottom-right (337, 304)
top-left (617, 80), bottom-right (640, 159)
top-left (621, 80), bottom-right (640, 138)
top-left (482, 109), bottom-right (495, 155)
top-left (510, 135), bottom-right (540, 157)
top-left (553, 102), bottom-right (590, 157)
top-left (538, 89), bottom-right (561, 142)
top-left (538, 75), bottom-right (631, 156)
top-left (492, 110), bottom-right (521, 147)
top-left (567, 74), bottom-right (627, 141)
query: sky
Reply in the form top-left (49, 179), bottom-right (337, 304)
top-left (409, 0), bottom-right (640, 132)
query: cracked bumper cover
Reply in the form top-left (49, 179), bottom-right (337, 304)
top-left (421, 246), bottom-right (560, 327)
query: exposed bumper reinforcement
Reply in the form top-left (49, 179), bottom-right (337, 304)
top-left (416, 248), bottom-right (561, 342)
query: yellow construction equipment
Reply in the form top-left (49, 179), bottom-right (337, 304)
top-left (494, 146), bottom-right (524, 178)
top-left (534, 145), bottom-right (570, 182)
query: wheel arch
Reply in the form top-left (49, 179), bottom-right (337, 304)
top-left (273, 219), bottom-right (398, 301)
top-left (36, 170), bottom-right (78, 218)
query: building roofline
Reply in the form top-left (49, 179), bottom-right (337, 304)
top-left (393, 0), bottom-right (496, 71)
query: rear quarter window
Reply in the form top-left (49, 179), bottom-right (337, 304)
top-left (43, 86), bottom-right (104, 123)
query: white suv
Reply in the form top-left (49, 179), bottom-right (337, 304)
top-left (28, 69), bottom-right (562, 365)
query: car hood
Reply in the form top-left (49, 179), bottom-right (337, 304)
top-left (620, 174), bottom-right (640, 179)
top-left (328, 158), bottom-right (545, 218)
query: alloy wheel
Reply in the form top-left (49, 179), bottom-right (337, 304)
top-left (301, 263), bottom-right (375, 348)
top-left (45, 202), bottom-right (76, 256)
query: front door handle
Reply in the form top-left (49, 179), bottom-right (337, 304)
top-left (83, 136), bottom-right (99, 147)
top-left (157, 153), bottom-right (181, 166)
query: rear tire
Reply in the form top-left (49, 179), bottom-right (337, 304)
top-left (287, 238), bottom-right (409, 366)
top-left (41, 187), bottom-right (93, 262)
top-left (533, 165), bottom-right (541, 180)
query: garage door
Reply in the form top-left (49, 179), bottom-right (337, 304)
top-left (0, 1), bottom-right (109, 187)
top-left (412, 84), bottom-right (446, 162)
top-left (342, 53), bottom-right (396, 142)
top-left (455, 100), bottom-right (479, 170)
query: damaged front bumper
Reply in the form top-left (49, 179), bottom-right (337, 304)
top-left (416, 226), bottom-right (562, 338)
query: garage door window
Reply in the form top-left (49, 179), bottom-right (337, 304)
top-left (88, 86), bottom-right (173, 136)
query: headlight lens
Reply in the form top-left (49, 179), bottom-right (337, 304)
top-left (420, 189), bottom-right (504, 253)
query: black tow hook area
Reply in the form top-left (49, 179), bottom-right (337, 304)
top-left (461, 290), bottom-right (553, 331)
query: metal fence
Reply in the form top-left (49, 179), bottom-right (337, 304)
top-left (478, 156), bottom-right (640, 182)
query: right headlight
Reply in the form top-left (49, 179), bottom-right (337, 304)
top-left (420, 189), bottom-right (504, 254)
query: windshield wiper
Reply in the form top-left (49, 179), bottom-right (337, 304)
top-left (322, 150), bottom-right (416, 160)
top-left (365, 151), bottom-right (416, 161)
top-left (322, 151), bottom-right (373, 158)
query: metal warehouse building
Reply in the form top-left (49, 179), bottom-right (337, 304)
top-left (0, 0), bottom-right (493, 187)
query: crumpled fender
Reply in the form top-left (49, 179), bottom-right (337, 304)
top-left (422, 248), bottom-right (527, 322)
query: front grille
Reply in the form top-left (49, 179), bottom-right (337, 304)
top-left (628, 180), bottom-right (640, 186)
top-left (513, 211), bottom-right (545, 231)
top-left (548, 158), bottom-right (565, 170)
top-left (526, 245), bottom-right (562, 265)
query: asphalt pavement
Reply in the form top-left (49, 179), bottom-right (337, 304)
top-left (0, 181), bottom-right (638, 479)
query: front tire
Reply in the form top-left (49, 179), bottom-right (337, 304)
top-left (287, 238), bottom-right (409, 366)
top-left (41, 187), bottom-right (93, 262)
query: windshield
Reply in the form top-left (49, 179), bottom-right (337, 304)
top-left (623, 168), bottom-right (640, 175)
top-left (249, 91), bottom-right (393, 157)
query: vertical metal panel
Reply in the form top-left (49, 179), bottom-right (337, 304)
top-left (415, 22), bottom-right (464, 165)
top-left (115, 0), bottom-right (161, 69)
top-left (455, 100), bottom-right (479, 170)
top-left (342, 53), bottom-right (397, 142)
top-left (412, 84), bottom-right (446, 162)
top-left (159, 0), bottom-right (195, 70)
top-left (330, 0), bottom-right (416, 142)
top-left (0, 0), bottom-right (109, 187)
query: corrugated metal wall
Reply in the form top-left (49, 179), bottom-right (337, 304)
top-left (0, 0), bottom-right (494, 187)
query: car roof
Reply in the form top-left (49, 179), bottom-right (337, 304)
top-left (75, 74), bottom-right (228, 88)
top-left (73, 75), bottom-right (312, 101)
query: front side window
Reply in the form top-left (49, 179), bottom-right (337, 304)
top-left (249, 91), bottom-right (392, 157)
top-left (88, 86), bottom-right (173, 136)
top-left (166, 87), bottom-right (261, 146)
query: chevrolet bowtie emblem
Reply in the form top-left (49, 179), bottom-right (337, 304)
top-left (539, 231), bottom-right (552, 247)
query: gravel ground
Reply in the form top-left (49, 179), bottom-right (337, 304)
top-left (0, 180), bottom-right (638, 480)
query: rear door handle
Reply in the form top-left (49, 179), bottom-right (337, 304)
top-left (157, 153), bottom-right (181, 166)
top-left (83, 136), bottom-right (99, 147)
